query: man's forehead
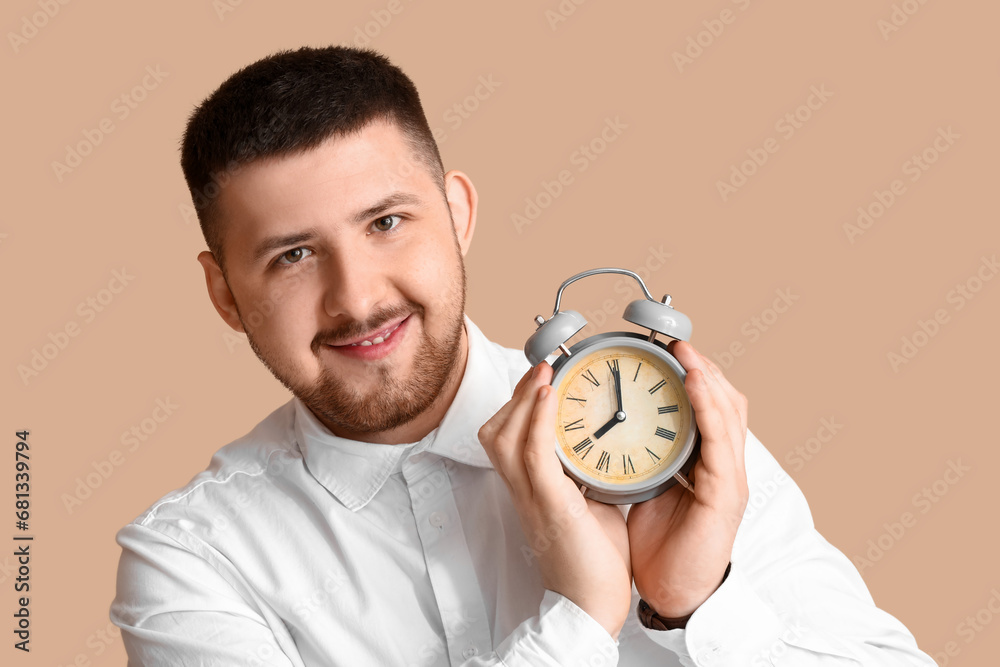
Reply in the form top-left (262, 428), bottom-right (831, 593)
top-left (217, 122), bottom-right (437, 254)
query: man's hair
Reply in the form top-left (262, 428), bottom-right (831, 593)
top-left (180, 45), bottom-right (445, 273)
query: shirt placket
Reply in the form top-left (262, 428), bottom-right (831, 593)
top-left (403, 454), bottom-right (492, 665)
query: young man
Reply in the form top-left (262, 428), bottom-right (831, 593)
top-left (110, 46), bottom-right (935, 666)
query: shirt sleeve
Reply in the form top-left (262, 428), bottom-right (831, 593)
top-left (635, 428), bottom-right (938, 667)
top-left (471, 589), bottom-right (619, 666)
top-left (110, 522), bottom-right (303, 666)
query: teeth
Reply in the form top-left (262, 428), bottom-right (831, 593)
top-left (348, 321), bottom-right (402, 347)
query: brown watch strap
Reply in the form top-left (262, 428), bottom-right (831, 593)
top-left (637, 562), bottom-right (732, 630)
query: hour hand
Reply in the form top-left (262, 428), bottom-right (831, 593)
top-left (593, 414), bottom-right (618, 439)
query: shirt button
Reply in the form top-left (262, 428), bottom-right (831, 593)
top-left (462, 646), bottom-right (478, 658)
top-left (696, 647), bottom-right (719, 666)
top-left (429, 511), bottom-right (447, 528)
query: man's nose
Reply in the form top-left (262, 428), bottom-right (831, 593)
top-left (320, 247), bottom-right (388, 322)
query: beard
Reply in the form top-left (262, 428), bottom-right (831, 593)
top-left (238, 257), bottom-right (467, 437)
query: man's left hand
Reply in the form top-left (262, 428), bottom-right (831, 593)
top-left (626, 339), bottom-right (750, 618)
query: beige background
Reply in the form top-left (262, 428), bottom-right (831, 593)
top-left (3, 0), bottom-right (998, 664)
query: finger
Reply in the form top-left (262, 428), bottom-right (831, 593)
top-left (521, 382), bottom-right (568, 508)
top-left (685, 368), bottom-right (735, 479)
top-left (488, 363), bottom-right (546, 430)
top-left (479, 362), bottom-right (548, 450)
top-left (696, 353), bottom-right (747, 441)
top-left (479, 365), bottom-right (544, 489)
top-left (669, 341), bottom-right (746, 452)
top-left (492, 363), bottom-right (554, 498)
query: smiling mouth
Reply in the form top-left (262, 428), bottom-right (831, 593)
top-left (328, 316), bottom-right (408, 347)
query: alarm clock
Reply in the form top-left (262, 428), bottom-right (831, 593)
top-left (523, 267), bottom-right (700, 505)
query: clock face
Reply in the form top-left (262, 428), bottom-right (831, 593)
top-left (553, 343), bottom-right (693, 488)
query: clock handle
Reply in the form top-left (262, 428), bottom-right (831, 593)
top-left (550, 267), bottom-right (657, 314)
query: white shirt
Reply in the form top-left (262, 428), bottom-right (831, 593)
top-left (110, 315), bottom-right (935, 666)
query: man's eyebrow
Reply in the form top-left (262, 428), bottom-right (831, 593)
top-left (251, 228), bottom-right (322, 266)
top-left (249, 193), bottom-right (425, 266)
top-left (351, 192), bottom-right (425, 225)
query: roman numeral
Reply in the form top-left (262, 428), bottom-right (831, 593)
top-left (566, 394), bottom-right (586, 403)
top-left (655, 427), bottom-right (676, 441)
top-left (648, 379), bottom-right (666, 395)
top-left (582, 369), bottom-right (600, 387)
top-left (633, 362), bottom-right (642, 382)
top-left (563, 418), bottom-right (585, 431)
top-left (606, 358), bottom-right (619, 374)
top-left (622, 454), bottom-right (635, 474)
top-left (645, 447), bottom-right (661, 463)
top-left (658, 405), bottom-right (679, 414)
top-left (573, 437), bottom-right (593, 460)
top-left (596, 450), bottom-right (611, 473)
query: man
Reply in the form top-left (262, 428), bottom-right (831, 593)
top-left (110, 46), bottom-right (935, 665)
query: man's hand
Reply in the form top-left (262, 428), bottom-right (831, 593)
top-left (478, 361), bottom-right (632, 641)
top-left (626, 340), bottom-right (750, 618)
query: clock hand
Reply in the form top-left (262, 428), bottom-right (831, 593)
top-left (595, 365), bottom-right (626, 439)
top-left (613, 363), bottom-right (624, 416)
top-left (593, 414), bottom-right (618, 439)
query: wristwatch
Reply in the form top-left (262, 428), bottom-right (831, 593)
top-left (637, 562), bottom-right (732, 630)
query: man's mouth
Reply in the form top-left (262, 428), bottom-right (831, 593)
top-left (326, 314), bottom-right (409, 348)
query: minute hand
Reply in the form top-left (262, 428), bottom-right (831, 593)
top-left (613, 364), bottom-right (623, 413)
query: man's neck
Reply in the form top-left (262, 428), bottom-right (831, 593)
top-left (315, 320), bottom-right (470, 446)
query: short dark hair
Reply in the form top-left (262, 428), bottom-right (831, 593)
top-left (180, 45), bottom-right (445, 272)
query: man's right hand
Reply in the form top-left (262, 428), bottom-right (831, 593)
top-left (478, 361), bottom-right (632, 641)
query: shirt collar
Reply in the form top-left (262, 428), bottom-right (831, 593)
top-left (293, 314), bottom-right (514, 512)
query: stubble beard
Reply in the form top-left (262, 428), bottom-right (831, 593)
top-left (239, 260), bottom-right (467, 437)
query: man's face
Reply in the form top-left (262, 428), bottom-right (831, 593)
top-left (206, 120), bottom-right (472, 440)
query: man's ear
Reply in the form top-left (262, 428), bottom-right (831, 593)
top-left (197, 251), bottom-right (245, 333)
top-left (444, 170), bottom-right (477, 256)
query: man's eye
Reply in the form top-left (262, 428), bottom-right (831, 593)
top-left (276, 247), bottom-right (312, 266)
top-left (371, 214), bottom-right (402, 234)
